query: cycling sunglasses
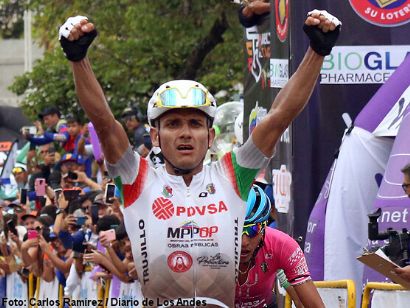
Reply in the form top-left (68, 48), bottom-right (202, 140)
top-left (155, 86), bottom-right (212, 108)
top-left (242, 222), bottom-right (266, 238)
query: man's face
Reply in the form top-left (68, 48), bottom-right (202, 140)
top-left (240, 229), bottom-right (264, 264)
top-left (43, 114), bottom-right (59, 129)
top-left (150, 109), bottom-right (214, 175)
top-left (13, 170), bottom-right (28, 184)
top-left (67, 122), bottom-right (81, 137)
top-left (403, 174), bottom-right (410, 197)
top-left (40, 145), bottom-right (55, 166)
top-left (124, 116), bottom-right (139, 132)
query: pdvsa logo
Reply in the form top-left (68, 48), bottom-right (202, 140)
top-left (152, 197), bottom-right (228, 220)
top-left (152, 197), bottom-right (175, 220)
top-left (349, 0), bottom-right (410, 27)
top-left (275, 0), bottom-right (289, 42)
top-left (167, 221), bottom-right (219, 239)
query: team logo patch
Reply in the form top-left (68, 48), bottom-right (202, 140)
top-left (162, 185), bottom-right (173, 198)
top-left (349, 0), bottom-right (410, 27)
top-left (167, 251), bottom-right (193, 273)
top-left (206, 183), bottom-right (216, 194)
top-left (275, 0), bottom-right (289, 42)
top-left (152, 197), bottom-right (174, 220)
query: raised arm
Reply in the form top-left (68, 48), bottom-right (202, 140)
top-left (252, 10), bottom-right (341, 156)
top-left (60, 17), bottom-right (129, 163)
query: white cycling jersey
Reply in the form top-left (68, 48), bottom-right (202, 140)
top-left (107, 138), bottom-right (269, 307)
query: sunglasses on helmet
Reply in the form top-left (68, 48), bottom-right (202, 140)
top-left (12, 167), bottom-right (25, 174)
top-left (242, 222), bottom-right (266, 238)
top-left (155, 86), bottom-right (212, 108)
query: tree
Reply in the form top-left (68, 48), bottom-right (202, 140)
top-left (0, 0), bottom-right (26, 39)
top-left (9, 0), bottom-right (245, 120)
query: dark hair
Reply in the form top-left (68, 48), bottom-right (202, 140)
top-left (37, 214), bottom-right (53, 227)
top-left (96, 215), bottom-right (121, 234)
top-left (401, 163), bottom-right (410, 177)
top-left (68, 199), bottom-right (82, 214)
top-left (65, 114), bottom-right (82, 125)
top-left (40, 205), bottom-right (57, 221)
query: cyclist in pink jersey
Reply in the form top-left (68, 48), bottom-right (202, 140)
top-left (58, 9), bottom-right (340, 307)
top-left (235, 185), bottom-right (324, 307)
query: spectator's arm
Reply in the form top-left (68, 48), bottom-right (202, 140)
top-left (84, 250), bottom-right (130, 282)
top-left (73, 170), bottom-right (101, 190)
top-left (27, 132), bottom-right (66, 146)
top-left (106, 246), bottom-right (128, 273)
top-left (21, 239), bottom-right (39, 266)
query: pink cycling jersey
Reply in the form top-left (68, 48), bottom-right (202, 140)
top-left (235, 228), bottom-right (311, 307)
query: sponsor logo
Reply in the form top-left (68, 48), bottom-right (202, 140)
top-left (275, 0), bottom-right (289, 41)
top-left (167, 251), bottom-right (193, 273)
top-left (206, 183), bottom-right (216, 194)
top-left (349, 0), bottom-right (410, 27)
top-left (139, 219), bottom-right (149, 284)
top-left (272, 164), bottom-right (292, 214)
top-left (152, 197), bottom-right (174, 220)
top-left (162, 185), bottom-right (173, 198)
top-left (245, 27), bottom-right (271, 86)
top-left (269, 58), bottom-right (289, 89)
top-left (153, 198), bottom-right (228, 220)
top-left (167, 221), bottom-right (218, 239)
top-left (198, 192), bottom-right (208, 198)
top-left (197, 253), bottom-right (229, 269)
top-left (320, 45), bottom-right (410, 84)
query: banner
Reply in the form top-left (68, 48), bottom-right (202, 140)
top-left (323, 127), bottom-right (392, 305)
top-left (291, 0), bottom-right (410, 247)
top-left (320, 46), bottom-right (410, 84)
top-left (304, 161), bottom-right (337, 281)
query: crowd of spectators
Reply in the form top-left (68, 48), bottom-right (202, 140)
top-left (0, 105), bottom-right (152, 299)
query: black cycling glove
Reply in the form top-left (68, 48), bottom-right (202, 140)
top-left (60, 29), bottom-right (97, 62)
top-left (303, 23), bottom-right (341, 56)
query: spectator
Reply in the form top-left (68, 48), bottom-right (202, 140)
top-left (121, 106), bottom-right (147, 150)
top-left (29, 143), bottom-right (61, 190)
top-left (12, 163), bottom-right (30, 190)
top-left (24, 106), bottom-right (68, 149)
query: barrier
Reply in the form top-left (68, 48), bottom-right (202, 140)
top-left (285, 280), bottom-right (356, 308)
top-left (34, 276), bottom-right (60, 308)
top-left (105, 278), bottom-right (143, 308)
top-left (361, 282), bottom-right (410, 308)
top-left (6, 272), bottom-right (28, 307)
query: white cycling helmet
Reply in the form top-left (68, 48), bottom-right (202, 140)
top-left (147, 80), bottom-right (217, 127)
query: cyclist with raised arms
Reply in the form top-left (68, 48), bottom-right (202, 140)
top-left (236, 185), bottom-right (323, 307)
top-left (58, 9), bottom-right (340, 307)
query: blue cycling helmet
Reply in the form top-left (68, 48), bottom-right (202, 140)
top-left (245, 185), bottom-right (271, 224)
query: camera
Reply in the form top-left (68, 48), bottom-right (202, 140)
top-left (368, 208), bottom-right (410, 267)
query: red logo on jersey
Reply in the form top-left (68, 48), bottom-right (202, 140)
top-left (152, 197), bottom-right (175, 220)
top-left (152, 199), bottom-right (228, 220)
top-left (349, 0), bottom-right (410, 27)
top-left (167, 251), bottom-right (193, 273)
